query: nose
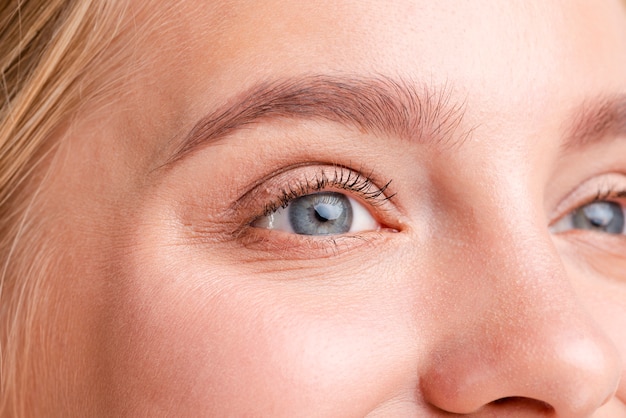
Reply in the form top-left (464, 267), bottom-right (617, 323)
top-left (419, 226), bottom-right (622, 416)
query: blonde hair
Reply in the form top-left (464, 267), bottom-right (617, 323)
top-left (0, 1), bottom-right (131, 414)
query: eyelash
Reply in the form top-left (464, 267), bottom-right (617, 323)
top-left (552, 182), bottom-right (626, 235)
top-left (258, 166), bottom-right (395, 219)
top-left (592, 186), bottom-right (626, 202)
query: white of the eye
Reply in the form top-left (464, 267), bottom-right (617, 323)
top-left (255, 194), bottom-right (379, 233)
top-left (549, 212), bottom-right (574, 233)
top-left (347, 196), bottom-right (379, 232)
top-left (254, 206), bottom-right (294, 232)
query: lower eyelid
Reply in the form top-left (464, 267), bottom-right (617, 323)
top-left (556, 230), bottom-right (626, 263)
top-left (236, 227), bottom-right (391, 260)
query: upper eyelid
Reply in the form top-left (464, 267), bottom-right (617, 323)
top-left (233, 165), bottom-right (395, 207)
top-left (231, 164), bottom-right (398, 227)
top-left (549, 172), bottom-right (626, 223)
top-left (262, 168), bottom-right (394, 216)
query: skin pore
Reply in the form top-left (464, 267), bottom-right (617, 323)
top-left (20, 0), bottom-right (626, 416)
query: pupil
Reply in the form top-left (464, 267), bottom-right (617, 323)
top-left (575, 201), bottom-right (624, 234)
top-left (313, 202), bottom-right (342, 222)
top-left (583, 202), bottom-right (615, 228)
top-left (287, 192), bottom-right (353, 235)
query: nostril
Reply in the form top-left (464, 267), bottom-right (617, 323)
top-left (490, 397), bottom-right (554, 414)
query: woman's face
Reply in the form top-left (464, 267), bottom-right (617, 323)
top-left (33, 0), bottom-right (626, 415)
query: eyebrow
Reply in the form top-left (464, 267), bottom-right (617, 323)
top-left (564, 94), bottom-right (626, 150)
top-left (166, 75), bottom-right (468, 165)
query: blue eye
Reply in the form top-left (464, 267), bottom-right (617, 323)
top-left (289, 192), bottom-right (353, 235)
top-left (551, 201), bottom-right (625, 235)
top-left (254, 191), bottom-right (379, 235)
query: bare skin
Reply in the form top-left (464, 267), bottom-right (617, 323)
top-left (27, 0), bottom-right (626, 416)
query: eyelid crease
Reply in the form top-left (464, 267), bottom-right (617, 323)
top-left (232, 164), bottom-right (394, 207)
top-left (549, 172), bottom-right (626, 224)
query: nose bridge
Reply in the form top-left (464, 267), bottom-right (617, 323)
top-left (433, 182), bottom-right (574, 323)
top-left (464, 212), bottom-right (572, 319)
top-left (420, 194), bottom-right (621, 416)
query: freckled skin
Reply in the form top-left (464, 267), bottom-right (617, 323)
top-left (25, 0), bottom-right (626, 416)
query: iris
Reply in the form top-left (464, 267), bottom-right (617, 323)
top-left (288, 192), bottom-right (353, 235)
top-left (573, 201), bottom-right (624, 234)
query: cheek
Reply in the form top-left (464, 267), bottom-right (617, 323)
top-left (105, 248), bottom-right (411, 416)
top-left (585, 289), bottom-right (626, 400)
top-left (568, 269), bottom-right (626, 401)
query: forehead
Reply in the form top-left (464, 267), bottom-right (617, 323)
top-left (133, 1), bottom-right (626, 81)
top-left (122, 1), bottom-right (626, 115)
top-left (88, 0), bottom-right (626, 170)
